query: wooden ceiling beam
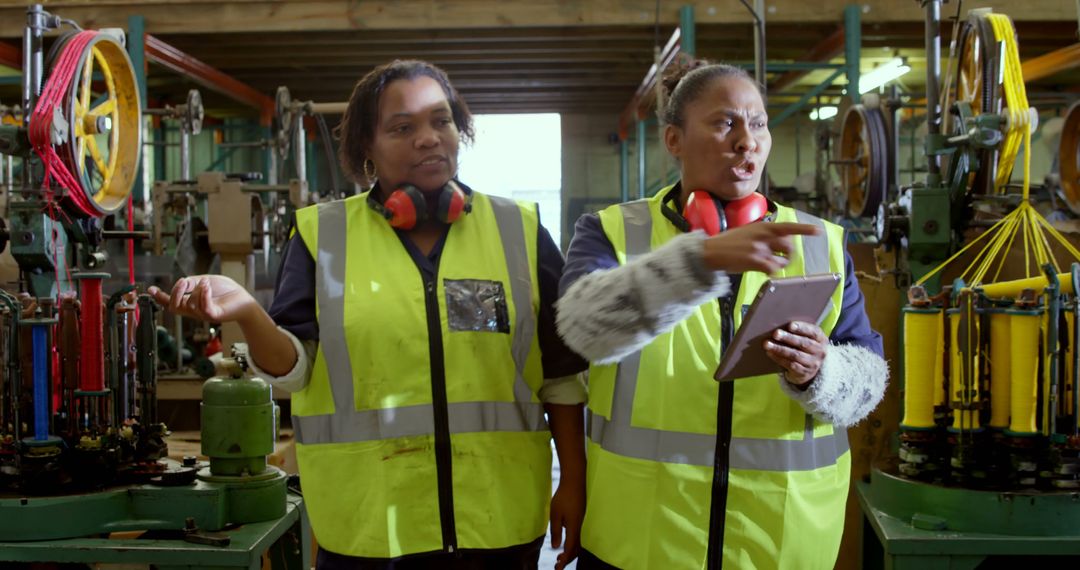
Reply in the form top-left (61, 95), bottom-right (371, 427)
top-left (156, 29), bottom-right (662, 48)
top-left (241, 79), bottom-right (640, 91)
top-left (152, 22), bottom-right (844, 50)
top-left (183, 46), bottom-right (659, 63)
top-left (227, 68), bottom-right (649, 81)
top-left (0, 1), bottom-right (1072, 37)
top-left (770, 26), bottom-right (845, 92)
top-left (165, 55), bottom-right (653, 69)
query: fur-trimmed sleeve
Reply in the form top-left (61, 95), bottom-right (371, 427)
top-left (247, 328), bottom-right (316, 393)
top-left (556, 230), bottom-right (730, 364)
top-left (778, 343), bottom-right (889, 428)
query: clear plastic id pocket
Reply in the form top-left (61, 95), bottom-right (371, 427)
top-left (444, 279), bottom-right (510, 333)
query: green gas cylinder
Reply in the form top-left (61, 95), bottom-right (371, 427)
top-left (200, 361), bottom-right (276, 477)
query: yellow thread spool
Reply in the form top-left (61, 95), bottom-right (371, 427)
top-left (1042, 310), bottom-right (1052, 436)
top-left (901, 306), bottom-right (942, 429)
top-left (988, 309), bottom-right (1011, 429)
top-left (948, 307), bottom-right (982, 432)
top-left (1007, 307), bottom-right (1042, 435)
top-left (979, 273), bottom-right (1074, 298)
top-left (1065, 310), bottom-right (1076, 416)
top-left (934, 322), bottom-right (947, 408)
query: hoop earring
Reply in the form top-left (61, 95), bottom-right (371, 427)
top-left (363, 159), bottom-right (377, 185)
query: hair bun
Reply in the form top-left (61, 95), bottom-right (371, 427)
top-left (660, 54), bottom-right (714, 101)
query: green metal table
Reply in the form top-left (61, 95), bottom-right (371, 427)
top-left (0, 492), bottom-right (309, 570)
top-left (858, 478), bottom-right (1080, 570)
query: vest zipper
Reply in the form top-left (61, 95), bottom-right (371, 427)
top-left (424, 277), bottom-right (457, 553)
top-left (707, 295), bottom-right (736, 570)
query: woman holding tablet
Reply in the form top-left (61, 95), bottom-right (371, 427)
top-left (556, 57), bottom-right (887, 570)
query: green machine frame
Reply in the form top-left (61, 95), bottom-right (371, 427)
top-left (0, 493), bottom-right (309, 570)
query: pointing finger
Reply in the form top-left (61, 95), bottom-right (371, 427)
top-left (765, 222), bottom-right (820, 237)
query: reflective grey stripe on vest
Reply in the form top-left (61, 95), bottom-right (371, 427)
top-left (587, 202), bottom-right (849, 470)
top-left (793, 210), bottom-right (838, 322)
top-left (621, 200), bottom-right (652, 262)
top-left (294, 199), bottom-right (546, 446)
top-left (488, 196), bottom-right (540, 397)
top-left (794, 210), bottom-right (829, 274)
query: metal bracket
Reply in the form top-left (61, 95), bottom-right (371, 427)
top-left (183, 517), bottom-right (231, 547)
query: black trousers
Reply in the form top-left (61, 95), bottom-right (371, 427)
top-left (316, 536), bottom-right (544, 570)
top-left (577, 548), bottom-right (620, 569)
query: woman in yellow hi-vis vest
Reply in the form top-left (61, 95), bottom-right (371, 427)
top-left (556, 58), bottom-right (888, 570)
top-left (150, 60), bottom-right (587, 570)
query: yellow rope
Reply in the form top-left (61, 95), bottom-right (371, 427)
top-left (1023, 207), bottom-right (1037, 275)
top-left (1033, 209), bottom-right (1057, 273)
top-left (989, 213), bottom-right (1021, 282)
top-left (1036, 214), bottom-right (1080, 259)
top-left (915, 213), bottom-right (1010, 286)
top-left (988, 13), bottom-right (1029, 197)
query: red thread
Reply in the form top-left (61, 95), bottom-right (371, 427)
top-left (126, 195), bottom-right (134, 285)
top-left (78, 276), bottom-right (105, 392)
top-left (28, 31), bottom-right (103, 219)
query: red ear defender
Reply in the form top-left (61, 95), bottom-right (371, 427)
top-left (381, 184), bottom-right (428, 230)
top-left (436, 180), bottom-right (470, 224)
top-left (683, 190), bottom-right (725, 236)
top-left (368, 181), bottom-right (472, 229)
top-left (724, 192), bottom-right (768, 229)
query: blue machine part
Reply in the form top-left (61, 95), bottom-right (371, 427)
top-left (31, 323), bottom-right (48, 441)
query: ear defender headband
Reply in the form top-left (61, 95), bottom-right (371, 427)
top-left (367, 180), bottom-right (472, 230)
top-left (660, 189), bottom-right (769, 236)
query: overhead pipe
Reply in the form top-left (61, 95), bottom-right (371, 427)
top-left (23, 4), bottom-right (49, 120)
top-left (747, 0), bottom-right (766, 195)
top-left (0, 40), bottom-right (21, 70)
top-left (618, 27), bottom-right (681, 140)
top-left (771, 27), bottom-right (845, 92)
top-left (924, 0), bottom-right (942, 180)
top-left (844, 4), bottom-right (862, 99)
top-left (309, 101), bottom-right (348, 115)
top-left (750, 0), bottom-right (766, 90)
top-left (129, 15), bottom-right (147, 201)
top-left (1021, 43), bottom-right (1080, 82)
top-left (144, 34), bottom-right (274, 125)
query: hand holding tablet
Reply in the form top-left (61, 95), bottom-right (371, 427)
top-left (714, 273), bottom-right (841, 383)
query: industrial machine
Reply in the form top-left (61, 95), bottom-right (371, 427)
top-left (273, 84), bottom-right (348, 199)
top-left (152, 171), bottom-right (306, 351)
top-left (1062, 101), bottom-right (1080, 215)
top-left (146, 84), bottom-right (313, 373)
top-left (0, 6), bottom-right (303, 564)
top-left (834, 93), bottom-right (896, 221)
top-left (856, 2), bottom-right (1080, 567)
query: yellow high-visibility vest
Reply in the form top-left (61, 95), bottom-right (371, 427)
top-left (291, 190), bottom-right (551, 558)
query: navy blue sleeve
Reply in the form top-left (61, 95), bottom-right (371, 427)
top-left (830, 249), bottom-right (883, 357)
top-left (559, 213), bottom-right (619, 297)
top-left (267, 233), bottom-right (319, 342)
top-left (537, 221), bottom-right (589, 378)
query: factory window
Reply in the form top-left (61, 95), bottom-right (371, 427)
top-left (457, 113), bottom-right (563, 246)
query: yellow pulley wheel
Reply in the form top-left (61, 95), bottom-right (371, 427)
top-left (1062, 101), bottom-right (1080, 213)
top-left (946, 12), bottom-right (1004, 196)
top-left (837, 104), bottom-right (889, 218)
top-left (63, 32), bottom-right (142, 215)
